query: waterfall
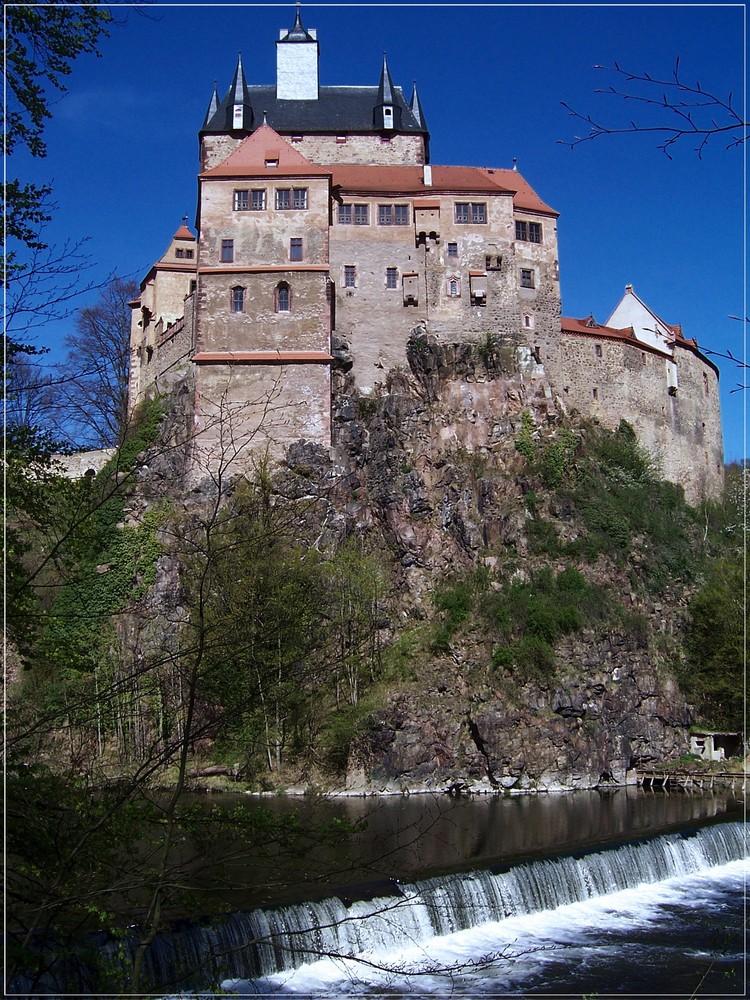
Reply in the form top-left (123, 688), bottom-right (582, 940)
top-left (11, 821), bottom-right (746, 995)
top-left (136, 820), bottom-right (746, 989)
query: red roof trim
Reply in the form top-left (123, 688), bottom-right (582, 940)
top-left (198, 265), bottom-right (329, 274)
top-left (192, 351), bottom-right (333, 365)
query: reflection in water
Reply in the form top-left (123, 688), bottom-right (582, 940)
top-left (187, 786), bottom-right (743, 912)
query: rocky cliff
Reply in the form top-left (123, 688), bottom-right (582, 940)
top-left (128, 328), bottom-right (703, 793)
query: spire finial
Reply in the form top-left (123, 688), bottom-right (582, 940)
top-left (286, 2), bottom-right (312, 41)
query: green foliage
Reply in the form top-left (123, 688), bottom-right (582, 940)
top-left (431, 573), bottom-right (490, 651)
top-left (513, 635), bottom-right (557, 681)
top-left (487, 566), bottom-right (608, 682)
top-left (192, 489), bottom-right (390, 776)
top-left (549, 422), bottom-right (704, 592)
top-left (5, 5), bottom-right (112, 159)
top-left (678, 556), bottom-right (744, 731)
top-left (514, 409), bottom-right (536, 461)
top-left (527, 515), bottom-right (561, 555)
top-left (476, 330), bottom-right (499, 367)
top-left (382, 626), bottom-right (428, 682)
top-left (539, 429), bottom-right (578, 488)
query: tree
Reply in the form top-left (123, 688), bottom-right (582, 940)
top-left (560, 57), bottom-right (747, 158)
top-left (54, 276), bottom-right (138, 448)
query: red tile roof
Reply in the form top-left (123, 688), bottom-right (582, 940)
top-left (173, 224), bottom-right (195, 241)
top-left (331, 164), bottom-right (557, 215)
top-left (201, 125), bottom-right (332, 179)
top-left (561, 316), bottom-right (674, 357)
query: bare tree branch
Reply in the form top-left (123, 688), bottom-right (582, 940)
top-left (559, 58), bottom-right (747, 158)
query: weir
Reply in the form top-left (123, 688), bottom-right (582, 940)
top-left (117, 821), bottom-right (747, 991)
top-left (12, 821), bottom-right (746, 994)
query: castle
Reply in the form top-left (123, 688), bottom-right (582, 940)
top-left (128, 7), bottom-right (723, 504)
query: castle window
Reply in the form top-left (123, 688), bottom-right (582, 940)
top-left (703, 371), bottom-right (709, 395)
top-left (276, 188), bottom-right (308, 210)
top-left (447, 242), bottom-right (458, 257)
top-left (234, 189), bottom-right (265, 211)
top-left (344, 265), bottom-right (357, 288)
top-left (175, 247), bottom-right (194, 259)
top-left (275, 282), bottom-right (291, 312)
top-left (220, 239), bottom-right (234, 263)
top-left (289, 238), bottom-right (303, 261)
top-left (291, 135), bottom-right (303, 143)
top-left (231, 286), bottom-right (245, 312)
top-left (520, 268), bottom-right (535, 288)
top-left (265, 158), bottom-right (279, 168)
top-left (378, 204), bottom-right (409, 226)
top-left (485, 254), bottom-right (502, 270)
top-left (515, 220), bottom-right (542, 243)
top-left (523, 313), bottom-right (534, 330)
top-left (446, 276), bottom-right (461, 297)
top-left (338, 204), bottom-right (369, 225)
top-left (455, 202), bottom-right (486, 224)
top-left (386, 267), bottom-right (398, 289)
top-left (592, 387), bottom-right (599, 400)
top-left (595, 344), bottom-right (602, 358)
top-left (336, 134), bottom-right (347, 144)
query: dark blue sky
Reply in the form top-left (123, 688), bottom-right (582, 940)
top-left (19, 2), bottom-right (746, 461)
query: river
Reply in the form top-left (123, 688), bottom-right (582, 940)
top-left (151, 786), bottom-right (748, 997)
top-left (12, 786), bottom-right (747, 996)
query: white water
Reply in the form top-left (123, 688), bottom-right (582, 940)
top-left (232, 859), bottom-right (746, 996)
top-left (149, 821), bottom-right (747, 993)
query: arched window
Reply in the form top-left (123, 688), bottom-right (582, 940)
top-left (231, 286), bottom-right (245, 312)
top-left (446, 275), bottom-right (461, 298)
top-left (276, 281), bottom-right (291, 312)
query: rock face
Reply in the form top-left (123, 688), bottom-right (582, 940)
top-left (352, 635), bottom-right (691, 793)
top-left (327, 330), bottom-right (692, 791)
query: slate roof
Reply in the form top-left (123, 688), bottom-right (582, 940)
top-left (200, 85), bottom-right (427, 136)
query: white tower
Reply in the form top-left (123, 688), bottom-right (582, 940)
top-left (276, 4), bottom-right (319, 101)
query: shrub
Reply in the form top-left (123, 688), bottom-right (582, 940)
top-left (514, 635), bottom-right (556, 680)
top-left (515, 410), bottom-right (536, 461)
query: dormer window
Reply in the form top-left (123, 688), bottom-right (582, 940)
top-left (265, 158), bottom-right (279, 169)
top-left (383, 106), bottom-right (394, 129)
top-left (233, 106), bottom-right (244, 129)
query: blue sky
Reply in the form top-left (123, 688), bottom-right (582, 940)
top-left (16, 2), bottom-right (746, 462)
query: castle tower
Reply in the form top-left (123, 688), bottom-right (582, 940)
top-left (276, 3), bottom-right (319, 100)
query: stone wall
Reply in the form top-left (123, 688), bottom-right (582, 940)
top-left (543, 331), bottom-right (723, 502)
top-left (201, 132), bottom-right (425, 172)
top-left (330, 195), bottom-right (560, 391)
top-left (192, 361), bottom-right (331, 481)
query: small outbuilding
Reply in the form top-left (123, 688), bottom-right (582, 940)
top-left (689, 731), bottom-right (742, 762)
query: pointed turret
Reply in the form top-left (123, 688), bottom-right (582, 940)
top-left (229, 53), bottom-right (253, 131)
top-left (409, 81), bottom-right (427, 130)
top-left (201, 81), bottom-right (220, 130)
top-left (374, 53), bottom-right (401, 131)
